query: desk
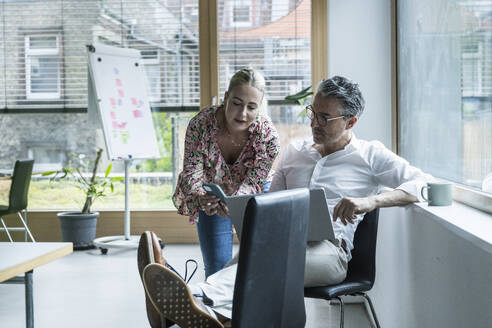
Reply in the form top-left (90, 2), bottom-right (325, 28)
top-left (0, 242), bottom-right (73, 328)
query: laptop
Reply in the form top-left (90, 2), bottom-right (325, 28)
top-left (203, 184), bottom-right (336, 242)
top-left (308, 188), bottom-right (336, 242)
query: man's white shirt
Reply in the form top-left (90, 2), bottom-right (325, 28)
top-left (270, 134), bottom-right (433, 260)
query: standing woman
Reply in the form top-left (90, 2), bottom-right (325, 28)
top-left (173, 68), bottom-right (279, 278)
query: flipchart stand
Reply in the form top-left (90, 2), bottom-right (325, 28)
top-left (87, 43), bottom-right (161, 254)
top-left (92, 159), bottom-right (138, 254)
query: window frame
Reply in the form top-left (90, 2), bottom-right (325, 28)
top-left (24, 34), bottom-right (62, 100)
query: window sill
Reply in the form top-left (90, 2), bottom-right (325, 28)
top-left (413, 201), bottom-right (492, 255)
top-left (16, 99), bottom-right (65, 105)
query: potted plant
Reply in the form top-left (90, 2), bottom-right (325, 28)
top-left (43, 148), bottom-right (122, 249)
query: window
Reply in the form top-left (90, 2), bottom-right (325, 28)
top-left (218, 0), bottom-right (312, 148)
top-left (0, 0), bottom-right (317, 211)
top-left (398, 0), bottom-right (492, 196)
top-left (0, 0), bottom-right (200, 210)
top-left (142, 49), bottom-right (161, 102)
top-left (25, 34), bottom-right (61, 99)
top-left (26, 143), bottom-right (66, 171)
top-left (229, 0), bottom-right (252, 27)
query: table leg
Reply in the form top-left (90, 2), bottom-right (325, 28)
top-left (25, 270), bottom-right (33, 328)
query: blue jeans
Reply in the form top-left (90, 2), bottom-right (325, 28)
top-left (197, 212), bottom-right (233, 278)
top-left (197, 181), bottom-right (271, 278)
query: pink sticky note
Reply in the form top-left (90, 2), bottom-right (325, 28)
top-left (131, 98), bottom-right (137, 106)
top-left (110, 98), bottom-right (116, 106)
top-left (118, 122), bottom-right (127, 129)
top-left (112, 121), bottom-right (119, 129)
top-left (116, 78), bottom-right (122, 87)
top-left (133, 110), bottom-right (143, 118)
top-left (118, 89), bottom-right (124, 98)
top-left (110, 111), bottom-right (116, 119)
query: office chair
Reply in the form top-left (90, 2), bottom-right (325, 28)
top-left (0, 159), bottom-right (36, 242)
top-left (232, 188), bottom-right (310, 328)
top-left (304, 209), bottom-right (380, 328)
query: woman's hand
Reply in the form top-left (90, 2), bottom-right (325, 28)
top-left (216, 201), bottom-right (230, 218)
top-left (198, 194), bottom-right (221, 216)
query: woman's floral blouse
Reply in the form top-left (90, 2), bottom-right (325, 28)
top-left (172, 106), bottom-right (280, 224)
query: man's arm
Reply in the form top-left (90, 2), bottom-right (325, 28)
top-left (333, 189), bottom-right (418, 225)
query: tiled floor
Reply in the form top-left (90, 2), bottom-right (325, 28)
top-left (0, 244), bottom-right (373, 327)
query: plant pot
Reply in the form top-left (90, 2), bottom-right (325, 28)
top-left (57, 212), bottom-right (99, 250)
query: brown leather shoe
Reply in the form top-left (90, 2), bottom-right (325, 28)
top-left (143, 263), bottom-right (224, 328)
top-left (138, 231), bottom-right (173, 328)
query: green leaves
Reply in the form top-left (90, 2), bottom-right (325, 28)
top-left (105, 163), bottom-right (112, 178)
top-left (42, 152), bottom-right (122, 213)
top-left (284, 85), bottom-right (313, 105)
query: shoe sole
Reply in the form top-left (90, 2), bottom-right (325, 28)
top-left (138, 231), bottom-right (155, 279)
top-left (143, 263), bottom-right (223, 328)
top-left (138, 232), bottom-right (173, 328)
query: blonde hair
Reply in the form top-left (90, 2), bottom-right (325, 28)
top-left (227, 68), bottom-right (268, 116)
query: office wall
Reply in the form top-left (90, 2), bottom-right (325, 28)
top-left (372, 207), bottom-right (492, 328)
top-left (327, 0), bottom-right (392, 147)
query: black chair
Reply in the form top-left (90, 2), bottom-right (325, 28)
top-left (304, 209), bottom-right (380, 328)
top-left (0, 159), bottom-right (36, 242)
top-left (232, 188), bottom-right (310, 328)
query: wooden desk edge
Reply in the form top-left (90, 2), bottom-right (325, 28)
top-left (0, 243), bottom-right (73, 282)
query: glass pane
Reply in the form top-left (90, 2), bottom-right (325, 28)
top-left (30, 57), bottom-right (59, 93)
top-left (233, 6), bottom-right (251, 23)
top-left (268, 104), bottom-right (311, 150)
top-left (144, 64), bottom-right (161, 102)
top-left (1, 0), bottom-right (199, 109)
top-left (29, 35), bottom-right (57, 49)
top-left (0, 112), bottom-right (194, 210)
top-left (218, 0), bottom-right (311, 101)
top-left (218, 0), bottom-right (312, 148)
top-left (398, 0), bottom-right (492, 193)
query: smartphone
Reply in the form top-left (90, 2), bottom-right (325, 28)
top-left (203, 183), bottom-right (227, 202)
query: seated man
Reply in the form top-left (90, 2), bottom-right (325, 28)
top-left (137, 76), bottom-right (434, 328)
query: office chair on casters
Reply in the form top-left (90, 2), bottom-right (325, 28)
top-left (304, 209), bottom-right (380, 328)
top-left (232, 189), bottom-right (310, 328)
top-left (0, 159), bottom-right (36, 242)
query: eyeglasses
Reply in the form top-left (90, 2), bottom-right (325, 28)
top-left (305, 105), bottom-right (346, 126)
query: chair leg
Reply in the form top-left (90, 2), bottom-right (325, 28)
top-left (334, 296), bottom-right (344, 328)
top-left (361, 293), bottom-right (380, 328)
top-left (17, 211), bottom-right (35, 242)
top-left (1, 217), bottom-right (14, 242)
top-left (24, 209), bottom-right (28, 242)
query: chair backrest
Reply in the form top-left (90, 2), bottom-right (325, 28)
top-left (345, 208), bottom-right (380, 286)
top-left (232, 189), bottom-right (310, 328)
top-left (8, 160), bottom-right (34, 212)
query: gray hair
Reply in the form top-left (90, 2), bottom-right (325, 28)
top-left (316, 76), bottom-right (365, 118)
top-left (227, 68), bottom-right (267, 115)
